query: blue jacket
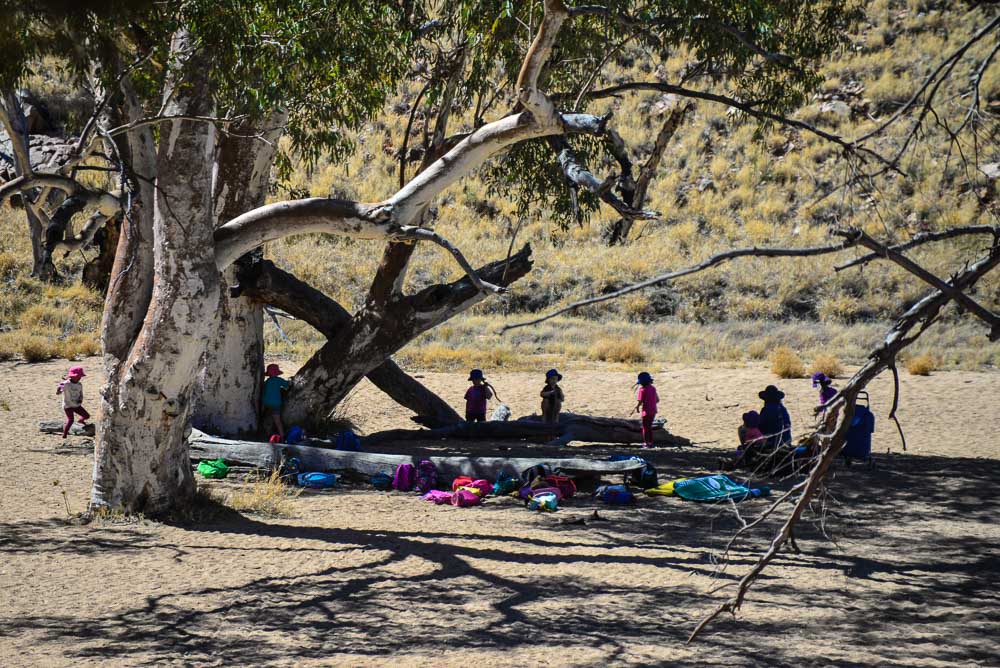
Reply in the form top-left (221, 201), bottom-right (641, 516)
top-left (759, 401), bottom-right (792, 447)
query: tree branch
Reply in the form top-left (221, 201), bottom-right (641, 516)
top-left (516, 0), bottom-right (569, 123)
top-left (834, 225), bottom-right (1000, 271)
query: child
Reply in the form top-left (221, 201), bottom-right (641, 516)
top-left (632, 371), bottom-right (659, 448)
top-left (57, 365), bottom-right (89, 439)
top-left (738, 410), bottom-right (765, 448)
top-left (464, 369), bottom-right (494, 422)
top-left (539, 369), bottom-right (564, 424)
top-left (812, 372), bottom-right (837, 406)
top-left (262, 363), bottom-right (291, 442)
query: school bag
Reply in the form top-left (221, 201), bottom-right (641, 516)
top-left (465, 479), bottom-right (492, 497)
top-left (297, 472), bottom-right (337, 489)
top-left (286, 426), bottom-right (305, 445)
top-left (542, 474), bottom-right (577, 499)
top-left (451, 489), bottom-right (482, 507)
top-left (493, 471), bottom-right (519, 496)
top-left (196, 459), bottom-right (229, 479)
top-left (335, 430), bottom-right (361, 451)
top-left (452, 476), bottom-right (474, 492)
top-left (371, 471), bottom-right (393, 490)
top-left (610, 455), bottom-right (659, 490)
top-left (414, 460), bottom-right (438, 493)
top-left (392, 463), bottom-right (416, 492)
top-left (595, 484), bottom-right (635, 505)
top-left (422, 490), bottom-right (454, 504)
top-left (527, 491), bottom-right (558, 512)
top-left (521, 464), bottom-right (552, 485)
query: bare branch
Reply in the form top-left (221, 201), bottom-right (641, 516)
top-left (835, 225), bottom-right (1000, 271)
top-left (395, 226), bottom-right (506, 295)
top-left (0, 173), bottom-right (84, 204)
top-left (501, 235), bottom-right (862, 332)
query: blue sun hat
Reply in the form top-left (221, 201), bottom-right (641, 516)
top-left (468, 368), bottom-right (485, 381)
top-left (545, 368), bottom-right (563, 380)
top-left (637, 371), bottom-right (654, 385)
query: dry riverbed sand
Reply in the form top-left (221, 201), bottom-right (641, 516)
top-left (1, 358), bottom-right (998, 666)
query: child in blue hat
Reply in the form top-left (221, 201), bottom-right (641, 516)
top-left (632, 371), bottom-right (659, 447)
top-left (539, 369), bottom-right (564, 424)
top-left (464, 369), bottom-right (494, 422)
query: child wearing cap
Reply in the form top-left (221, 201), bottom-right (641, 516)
top-left (539, 369), bottom-right (565, 424)
top-left (56, 365), bottom-right (90, 439)
top-left (632, 371), bottom-right (659, 448)
top-left (812, 372), bottom-right (837, 406)
top-left (464, 369), bottom-right (494, 422)
top-left (262, 363), bottom-right (291, 442)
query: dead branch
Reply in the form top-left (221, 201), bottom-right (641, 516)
top-left (395, 226), bottom-right (507, 294)
top-left (501, 235), bottom-right (862, 332)
top-left (835, 225), bottom-right (1000, 271)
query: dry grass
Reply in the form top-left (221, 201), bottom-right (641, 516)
top-left (809, 353), bottom-right (844, 379)
top-left (587, 337), bottom-right (647, 364)
top-left (226, 469), bottom-right (303, 517)
top-left (19, 335), bottom-right (57, 363)
top-left (770, 346), bottom-right (806, 379)
top-left (905, 354), bottom-right (938, 376)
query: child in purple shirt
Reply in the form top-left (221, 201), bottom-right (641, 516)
top-left (812, 372), bottom-right (837, 406)
top-left (464, 369), bottom-right (494, 422)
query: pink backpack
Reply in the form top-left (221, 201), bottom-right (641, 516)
top-left (414, 460), bottom-right (438, 493)
top-left (467, 479), bottom-right (492, 497)
top-left (422, 490), bottom-right (453, 505)
top-left (392, 463), bottom-right (416, 492)
top-left (451, 489), bottom-right (482, 507)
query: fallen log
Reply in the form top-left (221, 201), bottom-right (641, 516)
top-left (365, 413), bottom-right (692, 447)
top-left (39, 421), bottom-right (95, 436)
top-left (188, 429), bottom-right (646, 480)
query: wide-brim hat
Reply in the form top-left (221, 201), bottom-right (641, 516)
top-left (468, 368), bottom-right (485, 381)
top-left (67, 365), bottom-right (85, 378)
top-left (637, 371), bottom-right (653, 384)
top-left (758, 385), bottom-right (785, 401)
top-left (545, 368), bottom-right (562, 380)
top-left (265, 363), bottom-right (284, 377)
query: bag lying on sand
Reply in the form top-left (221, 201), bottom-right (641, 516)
top-left (595, 484), bottom-right (635, 505)
top-left (422, 490), bottom-right (454, 504)
top-left (371, 471), bottom-right (393, 490)
top-left (493, 471), bottom-right (519, 496)
top-left (452, 489), bottom-right (482, 507)
top-left (297, 472), bottom-right (338, 489)
top-left (197, 459), bottom-right (229, 479)
top-left (491, 403), bottom-right (512, 421)
top-left (452, 475), bottom-right (474, 492)
top-left (414, 460), bottom-right (438, 494)
top-left (393, 464), bottom-right (416, 492)
top-left (645, 479), bottom-right (687, 496)
top-left (672, 475), bottom-right (770, 502)
top-left (610, 455), bottom-right (658, 489)
top-left (334, 430), bottom-right (361, 451)
top-left (527, 491), bottom-right (558, 512)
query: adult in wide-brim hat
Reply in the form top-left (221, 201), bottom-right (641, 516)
top-left (758, 384), bottom-right (785, 402)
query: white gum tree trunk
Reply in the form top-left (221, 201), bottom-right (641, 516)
top-left (193, 113), bottom-right (285, 436)
top-left (91, 31), bottom-right (220, 514)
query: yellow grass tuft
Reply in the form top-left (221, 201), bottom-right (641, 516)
top-left (770, 346), bottom-right (806, 379)
top-left (226, 469), bottom-right (302, 517)
top-left (905, 354), bottom-right (938, 376)
top-left (20, 335), bottom-right (57, 363)
top-left (809, 353), bottom-right (844, 379)
top-left (588, 336), bottom-right (646, 364)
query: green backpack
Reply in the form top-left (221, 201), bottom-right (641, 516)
top-left (197, 459), bottom-right (230, 479)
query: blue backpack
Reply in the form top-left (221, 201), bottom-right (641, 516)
top-left (335, 430), bottom-right (361, 451)
top-left (595, 484), bottom-right (635, 505)
top-left (371, 471), bottom-right (393, 490)
top-left (610, 455), bottom-right (659, 489)
top-left (297, 472), bottom-right (338, 489)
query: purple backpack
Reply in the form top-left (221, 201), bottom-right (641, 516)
top-left (392, 463), bottom-right (416, 492)
top-left (414, 460), bottom-right (438, 493)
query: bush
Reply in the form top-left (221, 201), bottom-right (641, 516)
top-left (588, 337), bottom-right (646, 363)
top-left (809, 353), bottom-right (844, 379)
top-left (0, 333), bottom-right (16, 361)
top-left (226, 469), bottom-right (302, 517)
top-left (770, 346), bottom-right (806, 378)
top-left (56, 333), bottom-right (101, 360)
top-left (905, 354), bottom-right (938, 376)
top-left (20, 335), bottom-right (56, 362)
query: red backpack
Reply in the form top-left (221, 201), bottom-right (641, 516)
top-left (543, 475), bottom-right (577, 499)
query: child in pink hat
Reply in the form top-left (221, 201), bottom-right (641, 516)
top-left (56, 366), bottom-right (90, 439)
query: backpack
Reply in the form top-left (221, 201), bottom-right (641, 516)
top-left (414, 460), bottom-right (438, 493)
top-left (422, 490), bottom-right (454, 505)
top-left (596, 484), bottom-right (635, 505)
top-left (452, 476), bottom-right (474, 492)
top-left (542, 475), bottom-right (577, 499)
top-left (527, 491), bottom-right (558, 512)
top-left (335, 430), bottom-right (362, 451)
top-left (196, 459), bottom-right (229, 479)
top-left (451, 489), bottom-right (482, 507)
top-left (392, 463), bottom-right (416, 492)
top-left (491, 403), bottom-right (512, 421)
top-left (493, 471), bottom-right (519, 496)
top-left (611, 455), bottom-right (659, 490)
top-left (286, 426), bottom-right (305, 444)
top-left (371, 471), bottom-right (393, 490)
top-left (297, 472), bottom-right (338, 489)
top-left (521, 464), bottom-right (552, 485)
top-left (466, 479), bottom-right (492, 497)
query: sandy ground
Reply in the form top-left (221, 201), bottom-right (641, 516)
top-left (1, 357), bottom-right (999, 667)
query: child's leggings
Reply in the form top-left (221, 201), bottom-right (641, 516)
top-left (641, 414), bottom-right (655, 445)
top-left (63, 406), bottom-right (90, 437)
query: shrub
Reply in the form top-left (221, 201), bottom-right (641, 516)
top-left (588, 336), bottom-right (646, 363)
top-left (905, 354), bottom-right (938, 376)
top-left (0, 333), bottom-right (16, 361)
top-left (19, 304), bottom-right (74, 330)
top-left (20, 335), bottom-right (56, 363)
top-left (809, 353), bottom-right (844, 379)
top-left (770, 346), bottom-right (805, 378)
top-left (226, 469), bottom-right (302, 517)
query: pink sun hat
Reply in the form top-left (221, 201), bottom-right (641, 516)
top-left (265, 363), bottom-right (284, 377)
top-left (67, 365), bottom-right (86, 379)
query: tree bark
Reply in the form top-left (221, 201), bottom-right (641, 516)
top-left (240, 259), bottom-right (462, 427)
top-left (282, 245), bottom-right (533, 428)
top-left (92, 31), bottom-right (220, 515)
top-left (193, 113), bottom-right (285, 436)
